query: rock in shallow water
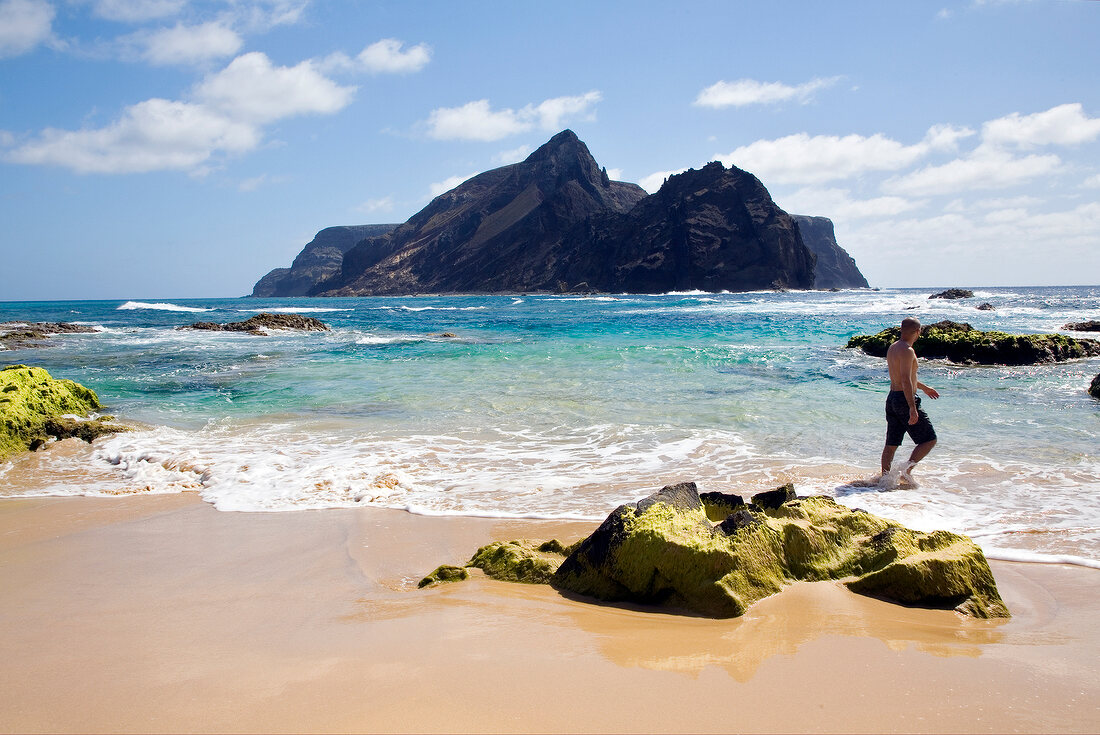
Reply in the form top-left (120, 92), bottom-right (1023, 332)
top-left (421, 481), bottom-right (1009, 619)
top-left (847, 320), bottom-right (1100, 365)
top-left (179, 313), bottom-right (329, 334)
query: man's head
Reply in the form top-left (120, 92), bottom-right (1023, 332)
top-left (901, 317), bottom-right (922, 340)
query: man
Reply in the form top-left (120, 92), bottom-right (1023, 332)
top-left (880, 317), bottom-right (939, 486)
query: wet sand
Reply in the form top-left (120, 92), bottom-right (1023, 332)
top-left (1, 493), bottom-right (1098, 733)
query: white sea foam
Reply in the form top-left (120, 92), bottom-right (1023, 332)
top-left (396, 306), bottom-right (488, 312)
top-left (117, 301), bottom-right (213, 312)
top-left (237, 307), bottom-right (354, 314)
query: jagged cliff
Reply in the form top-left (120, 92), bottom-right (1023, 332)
top-left (251, 224), bottom-right (398, 297)
top-left (556, 162), bottom-right (815, 292)
top-left (251, 130), bottom-right (869, 296)
top-left (316, 131), bottom-right (647, 295)
top-left (792, 215), bottom-right (869, 289)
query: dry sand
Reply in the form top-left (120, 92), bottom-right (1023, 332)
top-left (1, 493), bottom-right (1097, 733)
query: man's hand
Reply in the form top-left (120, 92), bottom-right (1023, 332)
top-left (908, 408), bottom-right (919, 425)
top-left (920, 384), bottom-right (940, 399)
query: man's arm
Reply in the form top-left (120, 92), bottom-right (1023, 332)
top-left (903, 348), bottom-right (919, 425)
top-left (917, 381), bottom-right (940, 399)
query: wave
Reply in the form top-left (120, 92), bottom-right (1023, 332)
top-left (118, 301), bottom-right (212, 313)
top-left (237, 307), bottom-right (354, 314)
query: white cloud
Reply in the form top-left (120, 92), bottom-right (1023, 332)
top-left (981, 103), bottom-right (1100, 149)
top-left (425, 92), bottom-right (602, 142)
top-left (7, 98), bottom-right (258, 173)
top-left (321, 38), bottom-right (432, 75)
top-left (194, 52), bottom-right (355, 123)
top-left (694, 76), bottom-right (841, 108)
top-left (492, 145), bottom-right (532, 165)
top-left (7, 51), bottom-right (356, 174)
top-left (884, 149), bottom-right (1062, 197)
top-left (131, 22), bottom-right (243, 65)
top-left (92, 0), bottom-right (186, 22)
top-left (232, 0), bottom-right (308, 31)
top-left (638, 168), bottom-right (687, 194)
top-left (429, 173), bottom-right (477, 197)
top-left (719, 132), bottom-right (929, 185)
top-left (357, 196), bottom-right (394, 213)
top-left (356, 38), bottom-right (430, 73)
top-left (0, 0), bottom-right (54, 58)
top-left (606, 167), bottom-right (623, 181)
top-left (778, 187), bottom-right (924, 220)
top-left (1083, 173), bottom-right (1100, 189)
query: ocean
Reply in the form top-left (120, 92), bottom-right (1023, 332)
top-left (2, 287), bottom-right (1098, 568)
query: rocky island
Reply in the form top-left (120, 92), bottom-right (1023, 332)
top-left (251, 130), bottom-right (869, 296)
top-left (421, 481), bottom-right (1009, 619)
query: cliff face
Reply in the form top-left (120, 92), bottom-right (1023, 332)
top-left (251, 224), bottom-right (398, 297)
top-left (317, 131), bottom-right (647, 295)
top-left (558, 162), bottom-right (816, 293)
top-left (792, 215), bottom-right (869, 289)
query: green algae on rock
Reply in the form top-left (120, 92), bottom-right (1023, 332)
top-left (421, 481), bottom-right (1010, 620)
top-left (418, 564), bottom-right (469, 588)
top-left (0, 364), bottom-right (126, 459)
top-left (467, 539), bottom-right (569, 584)
top-left (847, 320), bottom-right (1100, 365)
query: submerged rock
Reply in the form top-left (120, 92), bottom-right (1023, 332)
top-left (977, 303), bottom-right (996, 311)
top-left (179, 313), bottom-right (330, 335)
top-left (847, 320), bottom-right (1100, 365)
top-left (0, 364), bottom-right (126, 459)
top-left (929, 289), bottom-right (974, 300)
top-left (1064, 320), bottom-right (1100, 332)
top-left (422, 482), bottom-right (1010, 620)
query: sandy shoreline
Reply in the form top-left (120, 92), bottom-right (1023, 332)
top-left (1, 493), bottom-right (1098, 734)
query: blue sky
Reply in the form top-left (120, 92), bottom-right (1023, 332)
top-left (1, 0), bottom-right (1098, 300)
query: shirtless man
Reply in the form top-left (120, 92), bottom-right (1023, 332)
top-left (880, 317), bottom-right (939, 485)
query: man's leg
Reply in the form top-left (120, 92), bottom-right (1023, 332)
top-left (907, 439), bottom-right (936, 466)
top-left (881, 444), bottom-right (899, 475)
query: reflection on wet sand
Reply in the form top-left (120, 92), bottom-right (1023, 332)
top-left (553, 580), bottom-right (1008, 682)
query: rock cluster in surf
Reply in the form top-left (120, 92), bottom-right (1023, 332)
top-left (929, 289), bottom-right (974, 300)
top-left (178, 313), bottom-right (330, 334)
top-left (419, 481), bottom-right (1009, 620)
top-left (1, 321), bottom-right (98, 350)
top-left (848, 320), bottom-right (1100, 365)
top-left (0, 364), bottom-right (128, 459)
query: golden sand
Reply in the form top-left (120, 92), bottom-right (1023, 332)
top-left (1, 494), bottom-right (1097, 733)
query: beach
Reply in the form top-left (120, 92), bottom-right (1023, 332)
top-left (2, 493), bottom-right (1097, 734)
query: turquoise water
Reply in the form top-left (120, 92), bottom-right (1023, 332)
top-left (2, 288), bottom-right (1098, 565)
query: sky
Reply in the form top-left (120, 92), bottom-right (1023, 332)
top-left (1, 0), bottom-right (1098, 300)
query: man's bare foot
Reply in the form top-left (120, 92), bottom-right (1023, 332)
top-left (898, 461), bottom-right (920, 489)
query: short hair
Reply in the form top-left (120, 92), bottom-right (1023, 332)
top-left (901, 317), bottom-right (921, 334)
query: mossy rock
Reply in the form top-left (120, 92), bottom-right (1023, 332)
top-left (421, 483), bottom-right (1010, 620)
top-left (418, 564), bottom-right (469, 588)
top-left (847, 321), bottom-right (1100, 365)
top-left (699, 490), bottom-right (745, 522)
top-left (550, 483), bottom-right (1008, 619)
top-left (467, 539), bottom-right (570, 584)
top-left (0, 365), bottom-right (108, 459)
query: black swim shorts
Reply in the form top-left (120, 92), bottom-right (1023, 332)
top-left (885, 390), bottom-right (937, 447)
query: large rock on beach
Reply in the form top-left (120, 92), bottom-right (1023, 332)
top-left (929, 289), bottom-right (974, 300)
top-left (179, 313), bottom-right (330, 334)
top-left (422, 482), bottom-right (1009, 619)
top-left (847, 320), bottom-right (1100, 365)
top-left (0, 364), bottom-right (127, 459)
top-left (1, 321), bottom-right (98, 350)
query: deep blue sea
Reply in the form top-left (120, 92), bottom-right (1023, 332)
top-left (2, 287), bottom-right (1098, 566)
